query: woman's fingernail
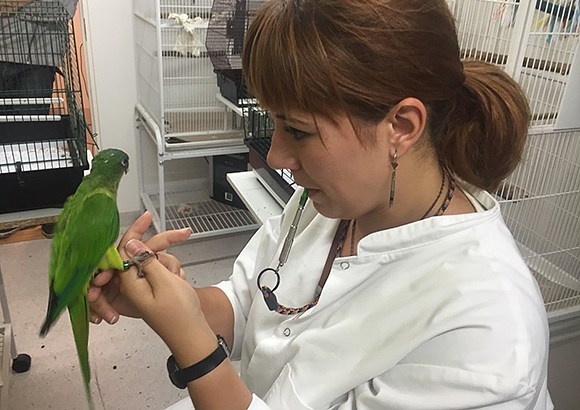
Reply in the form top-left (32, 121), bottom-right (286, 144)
top-left (108, 315), bottom-right (118, 325)
top-left (125, 239), bottom-right (143, 257)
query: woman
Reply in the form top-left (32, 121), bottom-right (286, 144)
top-left (89, 0), bottom-right (552, 409)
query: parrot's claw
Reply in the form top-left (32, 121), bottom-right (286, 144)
top-left (123, 251), bottom-right (158, 277)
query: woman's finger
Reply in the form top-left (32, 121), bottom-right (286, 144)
top-left (145, 228), bottom-right (191, 253)
top-left (89, 293), bottom-right (120, 325)
top-left (118, 212), bottom-right (153, 248)
top-left (87, 284), bottom-right (101, 303)
top-left (123, 239), bottom-right (173, 292)
top-left (157, 252), bottom-right (182, 276)
top-left (91, 269), bottom-right (114, 287)
top-left (89, 307), bottom-right (103, 324)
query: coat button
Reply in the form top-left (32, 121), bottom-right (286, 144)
top-left (340, 262), bottom-right (350, 270)
top-left (283, 328), bottom-right (291, 337)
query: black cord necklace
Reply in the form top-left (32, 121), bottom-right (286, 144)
top-left (420, 167), bottom-right (447, 220)
top-left (338, 219), bottom-right (357, 257)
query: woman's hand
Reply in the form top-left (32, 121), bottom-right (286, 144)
top-left (119, 240), bottom-right (252, 410)
top-left (119, 237), bottom-right (209, 353)
top-left (88, 212), bottom-right (191, 324)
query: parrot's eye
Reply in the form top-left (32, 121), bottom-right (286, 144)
top-left (121, 158), bottom-right (129, 168)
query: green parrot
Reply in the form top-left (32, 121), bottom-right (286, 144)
top-left (39, 148), bottom-right (151, 409)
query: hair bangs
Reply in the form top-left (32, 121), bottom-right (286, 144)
top-left (242, 1), bottom-right (340, 118)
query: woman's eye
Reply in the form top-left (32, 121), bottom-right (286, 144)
top-left (282, 125), bottom-right (310, 140)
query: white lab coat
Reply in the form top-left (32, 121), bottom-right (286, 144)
top-left (168, 184), bottom-right (553, 410)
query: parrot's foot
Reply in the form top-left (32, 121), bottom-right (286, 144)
top-left (123, 251), bottom-right (158, 277)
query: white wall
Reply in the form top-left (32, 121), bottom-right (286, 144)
top-left (81, 0), bottom-right (140, 213)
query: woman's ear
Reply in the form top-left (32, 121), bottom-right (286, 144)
top-left (379, 98), bottom-right (427, 157)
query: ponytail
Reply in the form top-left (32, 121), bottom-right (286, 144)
top-left (434, 60), bottom-right (531, 192)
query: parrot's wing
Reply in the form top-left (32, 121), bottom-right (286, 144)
top-left (41, 191), bottom-right (120, 335)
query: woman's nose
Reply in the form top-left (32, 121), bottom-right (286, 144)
top-left (267, 128), bottom-right (300, 171)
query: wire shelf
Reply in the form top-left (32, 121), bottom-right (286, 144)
top-left (163, 110), bottom-right (241, 139)
top-left (146, 189), bottom-right (259, 237)
top-left (0, 138), bottom-right (84, 174)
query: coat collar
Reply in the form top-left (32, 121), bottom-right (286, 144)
top-left (356, 183), bottom-right (501, 256)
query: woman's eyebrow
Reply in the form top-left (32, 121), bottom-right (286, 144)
top-left (275, 113), bottom-right (310, 125)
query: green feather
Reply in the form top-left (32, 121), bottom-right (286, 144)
top-left (69, 293), bottom-right (93, 409)
top-left (40, 149), bottom-right (129, 408)
top-left (97, 245), bottom-right (125, 272)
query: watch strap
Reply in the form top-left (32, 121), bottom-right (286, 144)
top-left (167, 335), bottom-right (229, 389)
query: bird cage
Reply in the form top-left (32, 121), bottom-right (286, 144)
top-left (0, 0), bottom-right (91, 214)
top-left (134, 0), bottom-right (259, 236)
top-left (205, 0), bottom-right (264, 106)
top-left (452, 0), bottom-right (580, 316)
top-left (134, 0), bottom-right (244, 142)
top-left (206, 0), bottom-right (247, 106)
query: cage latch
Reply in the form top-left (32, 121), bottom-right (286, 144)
top-left (15, 162), bottom-right (24, 186)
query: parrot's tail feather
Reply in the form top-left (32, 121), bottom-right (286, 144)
top-left (69, 294), bottom-right (94, 409)
top-left (40, 286), bottom-right (59, 337)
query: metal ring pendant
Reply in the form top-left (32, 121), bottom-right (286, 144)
top-left (257, 268), bottom-right (281, 292)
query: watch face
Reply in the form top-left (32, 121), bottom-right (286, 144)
top-left (217, 335), bottom-right (230, 357)
top-left (167, 356), bottom-right (187, 389)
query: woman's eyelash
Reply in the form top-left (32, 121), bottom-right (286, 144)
top-left (282, 125), bottom-right (309, 140)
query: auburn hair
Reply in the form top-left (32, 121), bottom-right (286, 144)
top-left (242, 0), bottom-right (531, 191)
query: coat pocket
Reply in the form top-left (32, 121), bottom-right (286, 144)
top-left (262, 364), bottom-right (315, 410)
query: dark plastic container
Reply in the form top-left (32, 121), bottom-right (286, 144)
top-left (216, 70), bottom-right (246, 107)
top-left (210, 153), bottom-right (249, 210)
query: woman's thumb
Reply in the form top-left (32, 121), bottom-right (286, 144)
top-left (124, 239), bottom-right (169, 290)
top-left (125, 238), bottom-right (145, 257)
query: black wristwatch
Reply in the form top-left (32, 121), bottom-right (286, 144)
top-left (167, 335), bottom-right (230, 389)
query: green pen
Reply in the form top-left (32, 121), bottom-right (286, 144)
top-left (277, 188), bottom-right (309, 268)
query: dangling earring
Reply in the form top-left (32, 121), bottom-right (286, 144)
top-left (390, 151), bottom-right (398, 208)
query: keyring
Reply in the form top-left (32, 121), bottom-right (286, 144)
top-left (257, 268), bottom-right (280, 293)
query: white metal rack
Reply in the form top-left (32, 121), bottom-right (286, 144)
top-left (453, 0), bottom-right (580, 325)
top-left (0, 265), bottom-right (17, 409)
top-left (0, 324), bottom-right (11, 410)
top-left (133, 0), bottom-right (258, 236)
